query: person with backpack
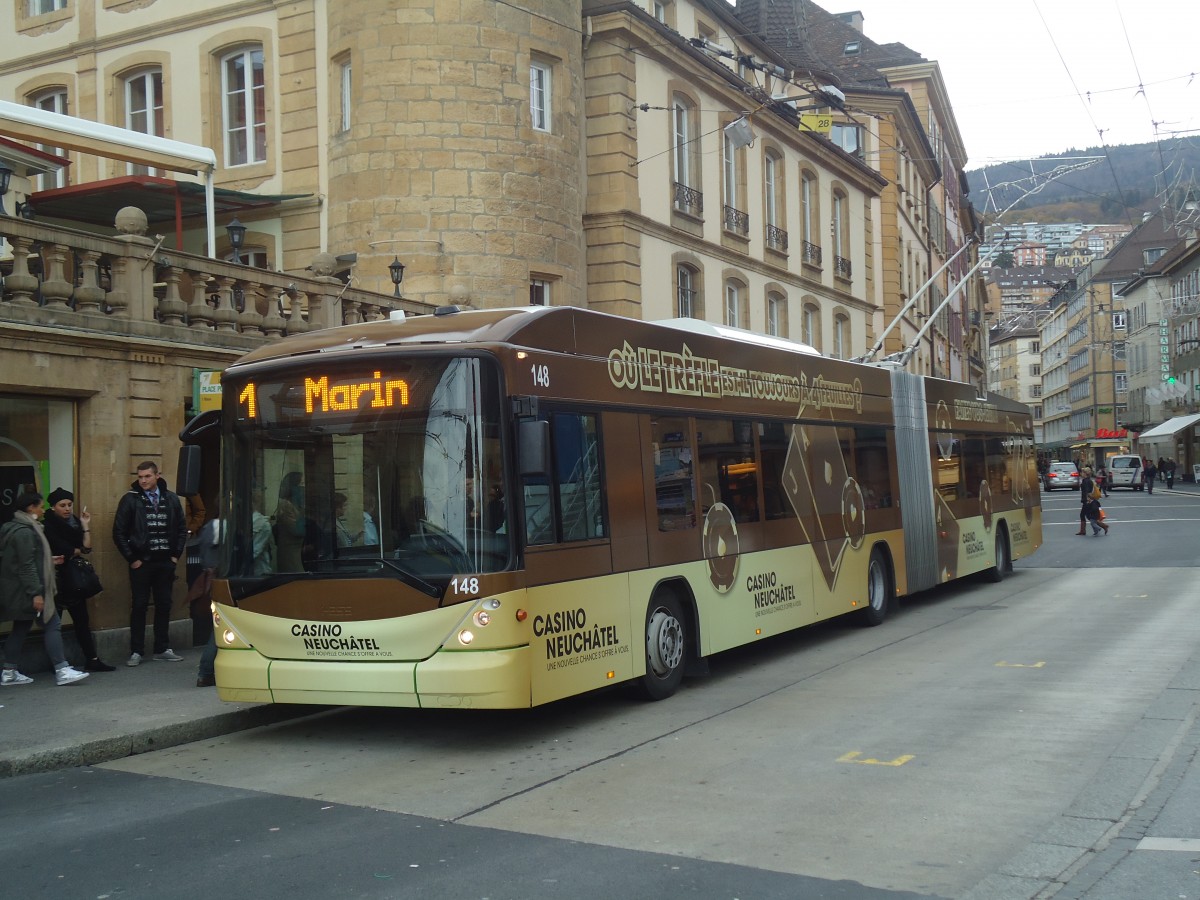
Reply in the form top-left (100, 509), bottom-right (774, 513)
top-left (1, 491), bottom-right (90, 686)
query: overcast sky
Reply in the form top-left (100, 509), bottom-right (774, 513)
top-left (842, 0), bottom-right (1200, 170)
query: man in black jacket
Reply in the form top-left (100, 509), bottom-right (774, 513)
top-left (112, 461), bottom-right (188, 666)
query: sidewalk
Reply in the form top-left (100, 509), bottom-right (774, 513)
top-left (0, 644), bottom-right (310, 778)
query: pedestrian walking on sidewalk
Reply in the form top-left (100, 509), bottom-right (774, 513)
top-left (1143, 459), bottom-right (1157, 495)
top-left (43, 487), bottom-right (114, 672)
top-left (1, 492), bottom-right (90, 687)
top-left (111, 461), bottom-right (187, 668)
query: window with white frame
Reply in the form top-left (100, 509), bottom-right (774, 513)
top-left (1112, 311), bottom-right (1127, 329)
top-left (802, 303), bottom-right (818, 349)
top-left (530, 59), bottom-right (552, 132)
top-left (830, 123), bottom-right (862, 158)
top-left (125, 69), bottom-right (164, 176)
top-left (833, 313), bottom-right (848, 359)
top-left (530, 278), bottom-right (551, 306)
top-left (30, 89), bottom-right (68, 190)
top-left (766, 292), bottom-right (786, 337)
top-left (723, 133), bottom-right (739, 212)
top-left (672, 94), bottom-right (695, 190)
top-left (222, 47), bottom-right (267, 166)
top-left (652, 1), bottom-right (668, 23)
top-left (725, 281), bottom-right (741, 328)
top-left (677, 265), bottom-right (697, 318)
top-left (29, 0), bottom-right (66, 13)
top-left (338, 58), bottom-right (352, 133)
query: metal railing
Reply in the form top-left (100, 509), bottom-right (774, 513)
top-left (723, 205), bottom-right (749, 236)
top-left (673, 182), bottom-right (703, 216)
top-left (834, 255), bottom-right (852, 280)
top-left (801, 240), bottom-right (822, 266)
top-left (765, 224), bottom-right (788, 252)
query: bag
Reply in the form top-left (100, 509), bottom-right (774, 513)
top-left (63, 556), bottom-right (103, 598)
top-left (186, 569), bottom-right (214, 606)
top-left (1089, 483), bottom-right (1102, 500)
top-left (1084, 499), bottom-right (1102, 520)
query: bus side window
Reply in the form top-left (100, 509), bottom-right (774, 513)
top-left (650, 415), bottom-right (696, 532)
top-left (523, 411), bottom-right (607, 545)
top-left (759, 421), bottom-right (791, 520)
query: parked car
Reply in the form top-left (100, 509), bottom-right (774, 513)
top-left (1043, 462), bottom-right (1081, 492)
top-left (1106, 454), bottom-right (1144, 490)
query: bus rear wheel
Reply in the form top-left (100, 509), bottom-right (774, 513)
top-left (857, 548), bottom-right (890, 627)
top-left (636, 593), bottom-right (687, 700)
top-left (983, 529), bottom-right (1011, 583)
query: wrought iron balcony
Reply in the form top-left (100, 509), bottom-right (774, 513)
top-left (673, 182), bottom-right (703, 216)
top-left (834, 255), bottom-right (852, 280)
top-left (801, 240), bottom-right (822, 266)
top-left (723, 205), bottom-right (749, 236)
top-left (765, 224), bottom-right (788, 253)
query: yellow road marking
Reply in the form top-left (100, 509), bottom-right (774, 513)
top-left (838, 751), bottom-right (914, 766)
top-left (995, 661), bottom-right (1046, 668)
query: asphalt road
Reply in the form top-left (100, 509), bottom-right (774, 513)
top-left (3, 493), bottom-right (1199, 900)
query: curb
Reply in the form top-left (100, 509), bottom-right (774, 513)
top-left (0, 704), bottom-right (313, 779)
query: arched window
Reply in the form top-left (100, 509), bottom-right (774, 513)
top-left (766, 291), bottom-right (787, 337)
top-left (802, 301), bottom-right (820, 351)
top-left (221, 46), bottom-right (266, 166)
top-left (725, 279), bottom-right (748, 329)
top-left (764, 149), bottom-right (787, 252)
top-left (676, 263), bottom-right (701, 318)
top-left (800, 169), bottom-right (821, 266)
top-left (29, 88), bottom-right (69, 190)
top-left (671, 93), bottom-right (702, 216)
top-left (124, 68), bottom-right (164, 175)
top-left (833, 312), bottom-right (849, 359)
top-left (832, 188), bottom-right (851, 279)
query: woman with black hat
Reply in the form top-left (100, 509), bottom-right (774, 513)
top-left (44, 487), bottom-right (114, 672)
top-left (0, 491), bottom-right (90, 686)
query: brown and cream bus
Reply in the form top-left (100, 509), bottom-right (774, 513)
top-left (189, 305), bottom-right (1042, 708)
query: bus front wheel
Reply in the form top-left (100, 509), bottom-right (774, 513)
top-left (857, 548), bottom-right (891, 627)
top-left (637, 593), bottom-right (687, 701)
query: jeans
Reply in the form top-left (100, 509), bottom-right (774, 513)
top-left (129, 558), bottom-right (178, 655)
top-left (198, 632), bottom-right (218, 679)
top-left (3, 613), bottom-right (69, 669)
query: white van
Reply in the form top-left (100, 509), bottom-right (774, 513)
top-left (1107, 455), bottom-right (1143, 490)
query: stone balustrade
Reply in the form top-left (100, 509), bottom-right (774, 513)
top-left (0, 207), bottom-right (434, 345)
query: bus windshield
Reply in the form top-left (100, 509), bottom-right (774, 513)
top-left (223, 354), bottom-right (510, 583)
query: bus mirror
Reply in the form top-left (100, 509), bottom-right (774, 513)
top-left (177, 445), bottom-right (202, 496)
top-left (519, 420), bottom-right (550, 477)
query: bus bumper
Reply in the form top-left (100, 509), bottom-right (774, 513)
top-left (214, 646), bottom-right (530, 709)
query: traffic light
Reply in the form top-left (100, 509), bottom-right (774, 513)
top-left (1167, 376), bottom-right (1177, 384)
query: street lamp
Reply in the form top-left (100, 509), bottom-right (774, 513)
top-left (388, 256), bottom-right (406, 298)
top-left (0, 165), bottom-right (12, 216)
top-left (225, 218), bottom-right (247, 264)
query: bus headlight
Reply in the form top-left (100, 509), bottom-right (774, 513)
top-left (473, 610), bottom-right (491, 627)
top-left (458, 629), bottom-right (474, 645)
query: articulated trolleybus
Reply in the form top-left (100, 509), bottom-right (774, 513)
top-left (197, 306), bottom-right (1041, 708)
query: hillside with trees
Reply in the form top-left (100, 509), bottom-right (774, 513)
top-left (965, 140), bottom-right (1200, 225)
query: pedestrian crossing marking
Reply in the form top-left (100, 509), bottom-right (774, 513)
top-left (995, 661), bottom-right (1046, 668)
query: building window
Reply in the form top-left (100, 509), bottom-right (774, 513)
top-left (338, 58), bottom-right (352, 133)
top-left (833, 314), bottom-right (848, 359)
top-left (677, 265), bottom-right (698, 318)
top-left (832, 190), bottom-right (851, 279)
top-left (672, 94), bottom-right (701, 215)
top-left (722, 131), bottom-right (748, 235)
top-left (725, 281), bottom-right (742, 328)
top-left (530, 278), bottom-right (551, 306)
top-left (0, 395), bottom-right (75, 527)
top-left (800, 170), bottom-right (821, 265)
top-left (764, 150), bottom-right (787, 252)
top-left (28, 0), bottom-right (66, 13)
top-left (221, 46), bottom-right (267, 166)
top-left (29, 89), bottom-right (69, 190)
top-left (1112, 311), bottom-right (1127, 329)
top-left (652, 1), bottom-right (668, 23)
top-left (831, 123), bottom-right (862, 159)
top-left (843, 40), bottom-right (861, 56)
top-left (530, 60), bottom-right (552, 132)
top-left (766, 292), bottom-right (786, 337)
top-left (124, 69), bottom-right (164, 176)
top-left (802, 303), bottom-right (819, 350)
top-left (1115, 374), bottom-right (1128, 393)
top-left (1029, 364), bottom-right (1041, 376)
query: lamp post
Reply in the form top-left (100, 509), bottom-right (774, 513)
top-left (0, 166), bottom-right (12, 217)
top-left (225, 218), bottom-right (247, 264)
top-left (388, 256), bottom-right (406, 298)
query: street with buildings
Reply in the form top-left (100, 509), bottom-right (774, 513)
top-left (2, 483), bottom-right (1200, 899)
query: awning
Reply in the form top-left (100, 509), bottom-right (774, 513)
top-left (1137, 413), bottom-right (1200, 442)
top-left (29, 176), bottom-right (308, 249)
top-left (0, 98), bottom-right (219, 256)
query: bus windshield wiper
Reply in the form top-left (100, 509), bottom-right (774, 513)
top-left (310, 556), bottom-right (441, 598)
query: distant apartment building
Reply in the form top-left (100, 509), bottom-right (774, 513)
top-left (989, 322), bottom-right (1043, 442)
top-left (984, 266), bottom-right (1079, 320)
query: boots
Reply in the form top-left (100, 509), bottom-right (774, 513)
top-left (1100, 522), bottom-right (1109, 534)
top-left (1076, 527), bottom-right (1086, 535)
